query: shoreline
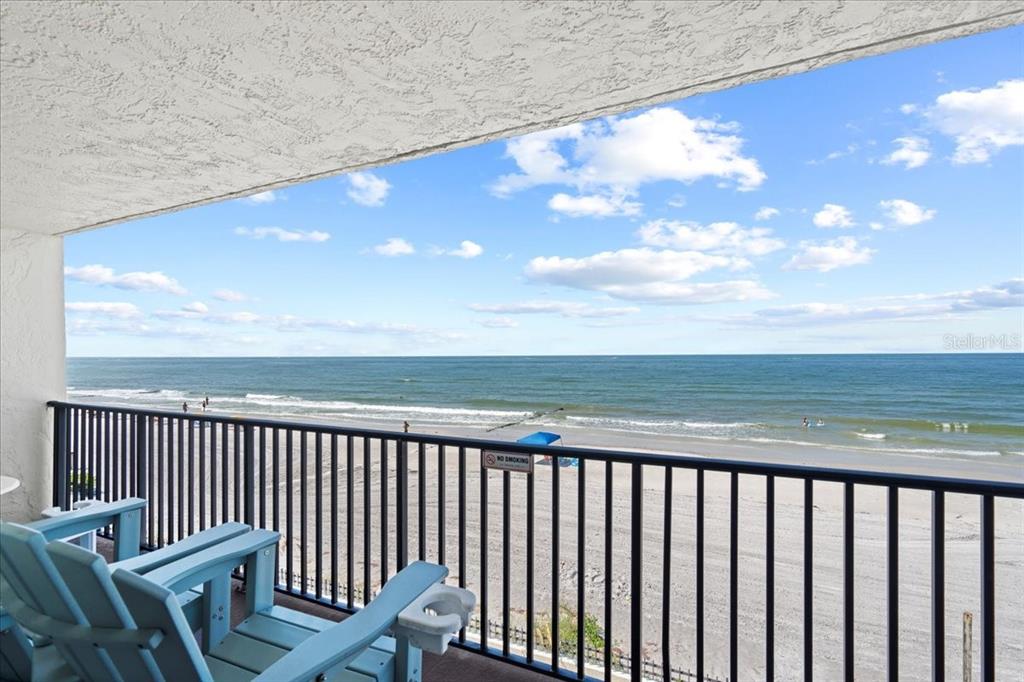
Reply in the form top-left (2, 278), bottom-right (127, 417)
top-left (193, 407), bottom-right (1024, 484)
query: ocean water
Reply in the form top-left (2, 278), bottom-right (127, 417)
top-left (67, 354), bottom-right (1024, 462)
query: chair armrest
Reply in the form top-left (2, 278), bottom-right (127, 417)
top-left (252, 562), bottom-right (448, 682)
top-left (141, 530), bottom-right (279, 595)
top-left (112, 522), bottom-right (251, 575)
top-left (26, 498), bottom-right (146, 542)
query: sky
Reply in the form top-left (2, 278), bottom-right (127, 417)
top-left (65, 27), bottom-right (1024, 357)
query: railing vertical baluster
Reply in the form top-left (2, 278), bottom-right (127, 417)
top-left (480, 452), bottom-right (489, 652)
top-left (980, 494), bottom-right (994, 682)
top-left (158, 417), bottom-right (165, 546)
top-left (805, 478), bottom-right (814, 682)
top-left (221, 424), bottom-right (229, 527)
top-left (396, 438), bottom-right (408, 571)
top-left (259, 426), bottom-right (266, 529)
top-left (577, 460), bottom-right (586, 679)
top-left (418, 441), bottom-right (426, 562)
top-left (661, 466), bottom-right (671, 682)
top-left (167, 417), bottom-right (176, 543)
top-left (52, 404), bottom-right (68, 510)
top-left (198, 419), bottom-right (206, 532)
top-left (272, 428), bottom-right (280, 579)
top-left (110, 411), bottom-right (118, 502)
top-left (630, 463), bottom-right (642, 682)
top-left (730, 471), bottom-right (738, 682)
top-left (122, 412), bottom-right (129, 499)
top-left (604, 461), bottom-right (613, 682)
top-left (103, 410), bottom-right (111, 502)
top-left (210, 422), bottom-right (218, 528)
top-left (346, 434), bottom-right (354, 608)
top-left (177, 417), bottom-right (185, 541)
top-left (381, 439), bottom-right (389, 585)
top-left (552, 454), bottom-right (560, 671)
top-left (844, 482), bottom-right (855, 681)
top-left (316, 431), bottom-right (323, 599)
top-left (89, 409), bottom-right (96, 496)
top-left (696, 469), bottom-right (705, 682)
top-left (331, 433), bottom-right (338, 603)
top-left (458, 447), bottom-right (467, 637)
top-left (300, 431), bottom-right (308, 595)
top-left (363, 436), bottom-right (371, 604)
top-left (287, 430), bottom-right (295, 591)
top-left (503, 468), bottom-right (511, 658)
top-left (244, 424), bottom-right (255, 529)
top-left (233, 424), bottom-right (241, 522)
top-left (766, 474), bottom-right (775, 682)
top-left (527, 450), bottom-right (535, 663)
top-left (146, 415), bottom-right (154, 545)
top-left (439, 445), bottom-right (447, 568)
top-left (188, 418), bottom-right (195, 537)
top-left (887, 485), bottom-right (898, 682)
top-left (133, 415), bottom-right (146, 544)
top-left (71, 408), bottom-right (79, 506)
top-left (932, 491), bottom-right (945, 682)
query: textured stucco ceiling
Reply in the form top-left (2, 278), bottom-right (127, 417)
top-left (1, 1), bottom-right (1021, 236)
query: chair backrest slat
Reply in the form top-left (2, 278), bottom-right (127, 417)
top-left (0, 523), bottom-right (119, 680)
top-left (112, 568), bottom-right (211, 682)
top-left (47, 541), bottom-right (162, 682)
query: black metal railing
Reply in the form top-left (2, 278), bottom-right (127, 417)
top-left (48, 401), bottom-right (1023, 682)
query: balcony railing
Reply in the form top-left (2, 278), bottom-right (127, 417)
top-left (48, 400), bottom-right (1023, 682)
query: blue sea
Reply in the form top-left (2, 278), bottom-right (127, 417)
top-left (66, 354), bottom-right (1024, 462)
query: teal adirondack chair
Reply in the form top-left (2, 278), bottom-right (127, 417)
top-left (0, 498), bottom-right (252, 681)
top-left (0, 520), bottom-right (474, 681)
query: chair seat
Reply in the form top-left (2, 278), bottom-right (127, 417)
top-left (204, 607), bottom-right (397, 681)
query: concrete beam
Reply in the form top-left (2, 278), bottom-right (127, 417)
top-left (2, 1), bottom-right (1021, 236)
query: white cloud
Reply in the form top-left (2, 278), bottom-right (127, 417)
top-left (881, 136), bottom-right (931, 169)
top-left (212, 289), bottom-right (247, 302)
top-left (524, 247), bottom-right (772, 304)
top-left (636, 220), bottom-right (784, 257)
top-left (754, 206), bottom-right (780, 221)
top-left (434, 240), bottom-right (484, 258)
top-left (64, 264), bottom-right (187, 295)
top-left (879, 199), bottom-right (936, 226)
top-left (373, 237), bottom-right (415, 257)
top-left (469, 301), bottom-right (639, 318)
top-left (479, 317), bottom-right (519, 328)
top-left (234, 227), bottom-right (330, 242)
top-left (869, 222), bottom-right (884, 231)
top-left (727, 278), bottom-right (1022, 327)
top-left (929, 79), bottom-right (1024, 164)
top-left (783, 237), bottom-right (874, 273)
top-left (244, 190), bottom-right (279, 204)
top-left (666, 194), bottom-right (687, 208)
top-left (346, 171), bottom-right (391, 207)
top-left (548, 192), bottom-right (642, 218)
top-left (490, 107), bottom-right (765, 209)
top-left (154, 301), bottom-right (212, 320)
top-left (807, 144), bottom-right (858, 165)
top-left (65, 301), bottom-right (142, 318)
top-left (899, 103), bottom-right (918, 114)
top-left (812, 203), bottom-right (855, 228)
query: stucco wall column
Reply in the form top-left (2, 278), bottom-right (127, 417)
top-left (0, 228), bottom-right (65, 521)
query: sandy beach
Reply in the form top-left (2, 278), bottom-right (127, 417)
top-left (74, 413), bottom-right (1023, 681)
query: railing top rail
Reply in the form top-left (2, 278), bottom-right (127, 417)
top-left (48, 400), bottom-right (1024, 498)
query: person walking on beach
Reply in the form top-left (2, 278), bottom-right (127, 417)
top-left (182, 401), bottom-right (189, 413)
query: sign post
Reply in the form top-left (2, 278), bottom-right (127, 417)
top-left (481, 450), bottom-right (534, 474)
